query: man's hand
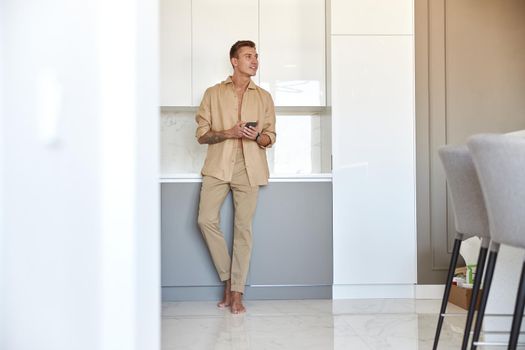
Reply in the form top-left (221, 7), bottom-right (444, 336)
top-left (242, 124), bottom-right (258, 141)
top-left (227, 121), bottom-right (245, 139)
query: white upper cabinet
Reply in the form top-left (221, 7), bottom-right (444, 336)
top-left (160, 0), bottom-right (326, 106)
top-left (259, 0), bottom-right (326, 106)
top-left (192, 0), bottom-right (258, 106)
top-left (160, 0), bottom-right (192, 106)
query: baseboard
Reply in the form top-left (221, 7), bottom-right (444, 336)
top-left (162, 285), bottom-right (332, 301)
top-left (163, 284), bottom-right (445, 301)
top-left (332, 284), bottom-right (415, 299)
top-left (415, 284), bottom-right (445, 299)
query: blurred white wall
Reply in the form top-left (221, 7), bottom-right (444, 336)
top-left (0, 0), bottom-right (160, 349)
top-left (1, 0), bottom-right (6, 346)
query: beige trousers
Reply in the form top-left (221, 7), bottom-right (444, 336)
top-left (197, 148), bottom-right (259, 293)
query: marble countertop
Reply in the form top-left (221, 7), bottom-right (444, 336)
top-left (160, 173), bottom-right (333, 183)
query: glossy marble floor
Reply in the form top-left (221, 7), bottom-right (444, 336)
top-left (162, 299), bottom-right (474, 350)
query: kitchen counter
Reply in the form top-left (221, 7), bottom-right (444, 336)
top-left (160, 173), bottom-right (332, 183)
top-left (161, 180), bottom-right (333, 301)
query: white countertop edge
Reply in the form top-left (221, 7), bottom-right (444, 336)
top-left (160, 173), bottom-right (332, 183)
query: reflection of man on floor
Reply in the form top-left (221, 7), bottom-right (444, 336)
top-left (195, 40), bottom-right (276, 314)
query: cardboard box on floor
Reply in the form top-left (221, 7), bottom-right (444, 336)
top-left (448, 284), bottom-right (482, 310)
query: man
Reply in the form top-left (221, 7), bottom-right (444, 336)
top-left (195, 40), bottom-right (276, 314)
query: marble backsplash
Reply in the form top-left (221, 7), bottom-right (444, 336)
top-left (160, 110), bottom-right (331, 176)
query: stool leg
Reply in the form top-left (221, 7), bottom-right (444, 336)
top-left (471, 248), bottom-right (498, 350)
top-left (508, 261), bottom-right (525, 350)
top-left (433, 237), bottom-right (462, 350)
top-left (461, 245), bottom-right (488, 350)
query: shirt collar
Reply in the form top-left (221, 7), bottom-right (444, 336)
top-left (224, 76), bottom-right (257, 90)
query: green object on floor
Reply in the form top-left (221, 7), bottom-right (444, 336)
top-left (467, 264), bottom-right (477, 284)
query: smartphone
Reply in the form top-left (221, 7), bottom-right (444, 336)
top-left (245, 121), bottom-right (258, 128)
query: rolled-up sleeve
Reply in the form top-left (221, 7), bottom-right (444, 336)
top-left (195, 89), bottom-right (212, 140)
top-left (260, 92), bottom-right (276, 148)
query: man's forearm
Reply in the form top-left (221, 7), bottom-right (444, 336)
top-left (198, 130), bottom-right (232, 145)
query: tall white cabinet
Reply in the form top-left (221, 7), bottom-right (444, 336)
top-left (331, 0), bottom-right (416, 298)
top-left (160, 0), bottom-right (326, 107)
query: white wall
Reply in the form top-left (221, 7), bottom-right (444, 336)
top-left (0, 0), bottom-right (6, 345)
top-left (0, 0), bottom-right (159, 349)
top-left (331, 0), bottom-right (417, 298)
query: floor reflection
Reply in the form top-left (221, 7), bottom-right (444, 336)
top-left (162, 299), bottom-right (466, 350)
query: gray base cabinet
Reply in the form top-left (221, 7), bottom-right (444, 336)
top-left (161, 182), bottom-right (332, 301)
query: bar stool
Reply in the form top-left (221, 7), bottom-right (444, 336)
top-left (434, 145), bottom-right (490, 350)
top-left (468, 134), bottom-right (525, 350)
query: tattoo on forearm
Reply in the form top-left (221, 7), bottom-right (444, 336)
top-left (202, 132), bottom-right (226, 145)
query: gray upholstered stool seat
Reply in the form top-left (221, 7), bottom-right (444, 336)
top-left (434, 145), bottom-right (491, 350)
top-left (468, 134), bottom-right (525, 350)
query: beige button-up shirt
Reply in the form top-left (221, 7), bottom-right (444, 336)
top-left (195, 76), bottom-right (277, 186)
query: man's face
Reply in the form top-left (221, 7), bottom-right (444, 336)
top-left (232, 46), bottom-right (258, 77)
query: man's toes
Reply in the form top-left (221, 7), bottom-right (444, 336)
top-left (231, 303), bottom-right (246, 314)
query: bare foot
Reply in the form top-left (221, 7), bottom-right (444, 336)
top-left (217, 280), bottom-right (231, 308)
top-left (230, 291), bottom-right (246, 314)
